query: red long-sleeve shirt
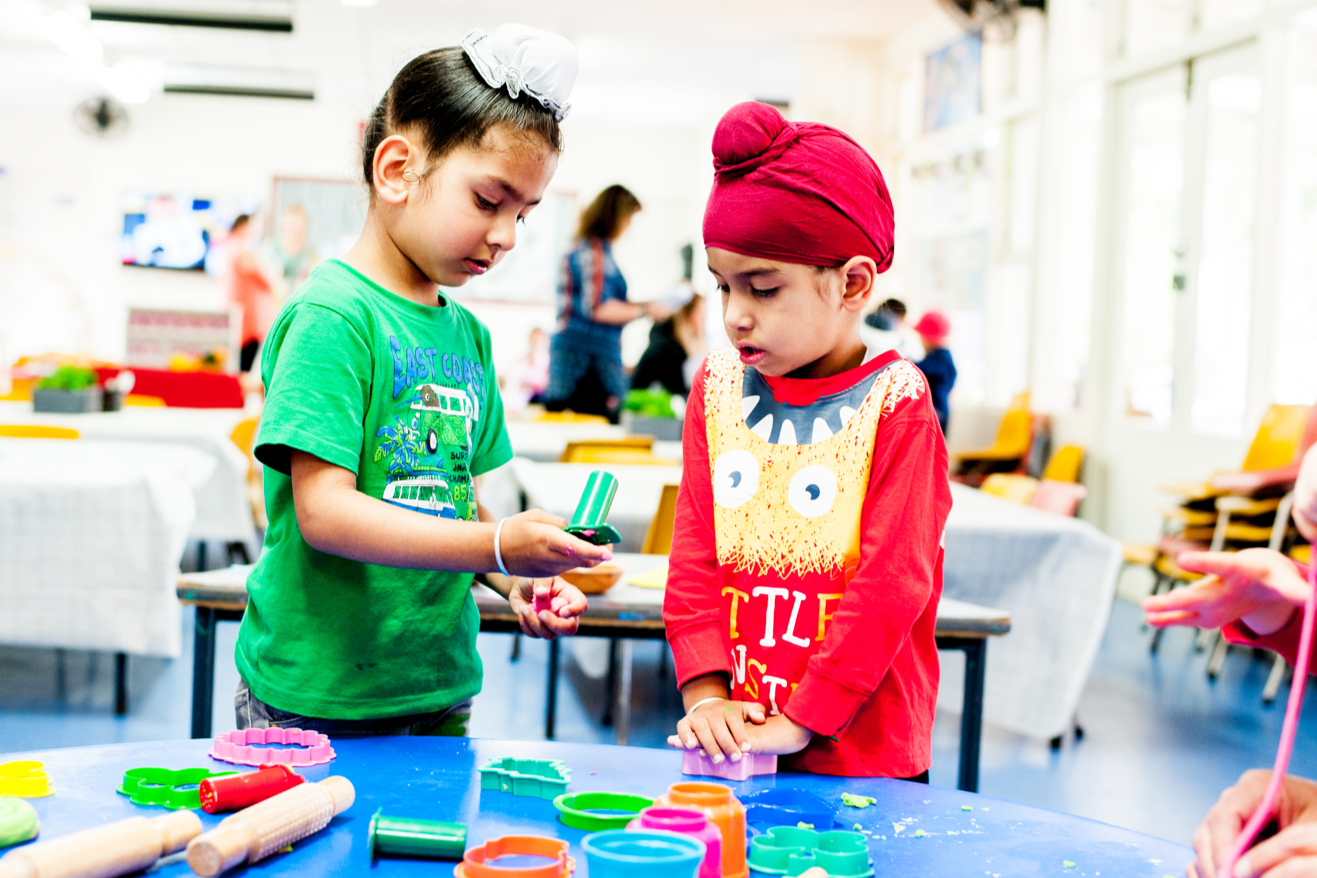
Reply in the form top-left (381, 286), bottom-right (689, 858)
top-left (1222, 561), bottom-right (1314, 671)
top-left (663, 350), bottom-right (952, 777)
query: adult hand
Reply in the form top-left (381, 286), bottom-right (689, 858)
top-left (668, 698), bottom-right (767, 764)
top-left (1189, 770), bottom-right (1317, 878)
top-left (508, 577), bottom-right (587, 640)
top-left (744, 713), bottom-right (815, 756)
top-left (1142, 549), bottom-right (1308, 636)
top-left (497, 509), bottom-right (612, 578)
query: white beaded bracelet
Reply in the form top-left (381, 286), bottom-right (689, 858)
top-left (685, 696), bottom-right (728, 717)
top-left (493, 517), bottom-right (511, 577)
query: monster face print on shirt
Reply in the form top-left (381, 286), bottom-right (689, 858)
top-left (375, 335), bottom-right (488, 521)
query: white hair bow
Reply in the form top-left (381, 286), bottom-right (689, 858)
top-left (461, 24), bottom-right (579, 122)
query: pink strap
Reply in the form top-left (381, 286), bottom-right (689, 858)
top-left (1220, 558), bottom-right (1317, 877)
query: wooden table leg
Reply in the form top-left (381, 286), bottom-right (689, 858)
top-left (191, 607), bottom-right (217, 739)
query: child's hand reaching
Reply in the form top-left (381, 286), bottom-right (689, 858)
top-left (499, 509), bottom-right (613, 578)
top-left (1142, 549), bottom-right (1309, 636)
top-left (509, 577), bottom-right (586, 640)
top-left (667, 698), bottom-right (767, 764)
top-left (744, 714), bottom-right (814, 756)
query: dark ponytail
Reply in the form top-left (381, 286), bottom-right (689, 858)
top-left (362, 47), bottom-right (563, 186)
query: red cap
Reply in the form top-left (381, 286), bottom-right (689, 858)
top-left (199, 764), bottom-right (304, 814)
top-left (912, 310), bottom-right (951, 342)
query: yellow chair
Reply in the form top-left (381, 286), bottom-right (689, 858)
top-left (0, 425), bottom-right (80, 440)
top-left (1160, 404), bottom-right (1312, 502)
top-left (229, 417), bottom-right (266, 531)
top-left (980, 473), bottom-right (1039, 505)
top-left (642, 484), bottom-right (681, 555)
top-left (230, 418), bottom-right (259, 477)
top-left (539, 411), bottom-right (610, 425)
top-left (954, 392), bottom-right (1032, 486)
top-left (0, 378), bottom-right (33, 402)
top-left (124, 394), bottom-right (166, 407)
top-left (560, 438), bottom-right (678, 466)
top-left (1041, 445), bottom-right (1084, 483)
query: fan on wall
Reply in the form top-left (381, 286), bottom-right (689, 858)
top-left (74, 96), bottom-right (129, 138)
top-left (939, 0), bottom-right (1046, 39)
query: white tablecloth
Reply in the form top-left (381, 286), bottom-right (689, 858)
top-left (0, 402), bottom-right (256, 548)
top-left (938, 483), bottom-right (1121, 740)
top-left (506, 458), bottom-right (684, 552)
top-left (0, 439), bottom-right (215, 657)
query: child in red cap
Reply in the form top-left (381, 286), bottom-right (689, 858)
top-left (662, 101), bottom-right (952, 778)
top-left (913, 310), bottom-right (956, 433)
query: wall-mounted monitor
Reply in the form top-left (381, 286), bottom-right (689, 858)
top-left (120, 192), bottom-right (258, 270)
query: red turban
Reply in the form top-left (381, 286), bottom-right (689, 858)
top-left (702, 101), bottom-right (895, 271)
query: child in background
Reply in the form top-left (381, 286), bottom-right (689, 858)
top-left (236, 26), bottom-right (610, 736)
top-left (663, 102), bottom-right (952, 778)
top-left (912, 310), bottom-right (956, 433)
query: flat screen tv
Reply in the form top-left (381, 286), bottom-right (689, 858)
top-left (120, 193), bottom-right (258, 270)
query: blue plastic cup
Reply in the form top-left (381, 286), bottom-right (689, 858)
top-left (581, 829), bottom-right (706, 878)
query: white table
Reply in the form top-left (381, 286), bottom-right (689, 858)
top-left (502, 420), bottom-right (628, 462)
top-left (0, 438), bottom-right (215, 680)
top-left (0, 402), bottom-right (256, 552)
top-left (938, 483), bottom-right (1122, 741)
top-left (508, 458), bottom-right (684, 552)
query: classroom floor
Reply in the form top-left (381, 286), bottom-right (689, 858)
top-left (1, 597), bottom-right (1314, 849)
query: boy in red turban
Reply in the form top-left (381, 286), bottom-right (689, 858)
top-left (662, 102), bottom-right (952, 778)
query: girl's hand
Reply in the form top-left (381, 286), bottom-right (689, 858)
top-left (744, 714), bottom-right (814, 756)
top-left (1142, 549), bottom-right (1308, 636)
top-left (509, 577), bottom-right (587, 640)
top-left (667, 699), bottom-right (767, 764)
top-left (498, 509), bottom-right (613, 578)
top-left (1189, 770), bottom-right (1317, 878)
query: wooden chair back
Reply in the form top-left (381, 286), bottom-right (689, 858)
top-left (0, 425), bottom-right (80, 440)
top-left (1242, 404), bottom-right (1311, 472)
top-left (642, 483), bottom-right (681, 555)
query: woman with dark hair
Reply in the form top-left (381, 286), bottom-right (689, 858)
top-left (545, 184), bottom-right (668, 421)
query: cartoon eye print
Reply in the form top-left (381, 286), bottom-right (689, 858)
top-left (713, 450), bottom-right (760, 509)
top-left (788, 465), bottom-right (838, 518)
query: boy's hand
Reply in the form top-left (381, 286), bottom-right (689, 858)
top-left (744, 714), bottom-right (814, 756)
top-left (1142, 549), bottom-right (1308, 636)
top-left (509, 577), bottom-right (587, 640)
top-left (1189, 770), bottom-right (1317, 878)
top-left (499, 509), bottom-right (613, 578)
top-left (667, 699), bottom-right (767, 764)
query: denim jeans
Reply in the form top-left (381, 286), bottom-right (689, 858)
top-left (235, 677), bottom-right (472, 738)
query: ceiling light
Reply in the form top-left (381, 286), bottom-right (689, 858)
top-left (43, 9), bottom-right (104, 62)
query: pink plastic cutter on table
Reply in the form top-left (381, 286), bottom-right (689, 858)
top-left (208, 728), bottom-right (336, 767)
top-left (682, 749), bottom-right (777, 781)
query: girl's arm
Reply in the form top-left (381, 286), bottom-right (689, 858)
top-left (290, 450), bottom-right (610, 577)
top-left (1142, 549), bottom-right (1308, 635)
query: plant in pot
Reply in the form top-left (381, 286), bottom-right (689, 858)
top-left (33, 366), bottom-right (103, 414)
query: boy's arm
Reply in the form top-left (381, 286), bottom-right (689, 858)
top-left (290, 452), bottom-right (609, 577)
top-left (784, 392), bottom-right (952, 739)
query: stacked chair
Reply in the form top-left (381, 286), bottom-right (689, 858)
top-left (1145, 404), bottom-right (1317, 701)
top-left (980, 444), bottom-right (1087, 517)
top-left (953, 392), bottom-right (1034, 487)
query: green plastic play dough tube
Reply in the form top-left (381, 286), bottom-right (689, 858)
top-left (367, 809), bottom-right (466, 860)
top-left (570, 471), bottom-right (618, 529)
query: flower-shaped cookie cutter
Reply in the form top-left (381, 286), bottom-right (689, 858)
top-left (454, 835), bottom-right (575, 878)
top-left (208, 728), bottom-right (335, 767)
top-left (116, 767), bottom-right (237, 810)
top-left (0, 761), bottom-right (52, 798)
top-left (748, 826), bottom-right (872, 877)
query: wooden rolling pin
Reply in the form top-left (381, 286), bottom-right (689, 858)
top-left (186, 776), bottom-right (354, 876)
top-left (0, 810), bottom-right (201, 878)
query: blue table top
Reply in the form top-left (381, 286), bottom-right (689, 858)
top-left (0, 737), bottom-right (1191, 877)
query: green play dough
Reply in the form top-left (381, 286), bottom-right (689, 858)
top-left (0, 798), bottom-right (39, 848)
top-left (841, 793), bottom-right (876, 808)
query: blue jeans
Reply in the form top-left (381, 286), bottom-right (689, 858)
top-left (235, 678), bottom-right (472, 738)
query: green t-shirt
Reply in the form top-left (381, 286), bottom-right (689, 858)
top-left (235, 259), bottom-right (512, 719)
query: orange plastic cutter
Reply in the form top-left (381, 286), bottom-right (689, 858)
top-left (454, 835), bottom-right (575, 877)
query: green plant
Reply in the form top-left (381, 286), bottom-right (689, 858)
top-left (37, 366), bottom-right (98, 391)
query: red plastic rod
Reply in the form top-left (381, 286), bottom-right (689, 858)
top-left (198, 764), bottom-right (304, 814)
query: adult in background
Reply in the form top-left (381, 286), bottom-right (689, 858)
top-left (913, 310), bottom-right (956, 433)
top-left (545, 185), bottom-right (668, 422)
top-left (221, 213), bottom-right (276, 373)
top-left (631, 292), bottom-right (706, 399)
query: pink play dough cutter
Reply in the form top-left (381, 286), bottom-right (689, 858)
top-left (208, 728), bottom-right (336, 767)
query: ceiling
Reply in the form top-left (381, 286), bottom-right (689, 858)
top-left (1, 0), bottom-right (944, 122)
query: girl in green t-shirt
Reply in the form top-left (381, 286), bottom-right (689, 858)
top-left (235, 26), bottom-right (611, 734)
